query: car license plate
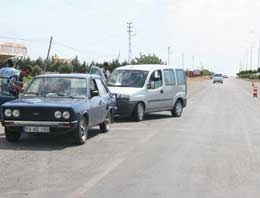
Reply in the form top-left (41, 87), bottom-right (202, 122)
top-left (24, 126), bottom-right (50, 133)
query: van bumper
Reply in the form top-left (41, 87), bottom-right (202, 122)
top-left (183, 98), bottom-right (187, 108)
top-left (115, 100), bottom-right (138, 117)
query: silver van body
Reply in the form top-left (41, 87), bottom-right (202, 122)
top-left (107, 64), bottom-right (187, 121)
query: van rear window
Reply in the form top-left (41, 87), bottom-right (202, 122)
top-left (164, 69), bottom-right (176, 86)
top-left (176, 69), bottom-right (186, 85)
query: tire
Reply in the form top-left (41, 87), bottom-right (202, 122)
top-left (5, 128), bottom-right (21, 142)
top-left (171, 100), bottom-right (183, 117)
top-left (134, 103), bottom-right (145, 122)
top-left (100, 111), bottom-right (112, 133)
top-left (73, 117), bottom-right (88, 145)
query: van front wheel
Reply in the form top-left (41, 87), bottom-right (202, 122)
top-left (134, 103), bottom-right (145, 122)
top-left (171, 100), bottom-right (183, 117)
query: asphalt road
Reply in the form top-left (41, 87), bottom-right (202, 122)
top-left (1, 78), bottom-right (260, 198)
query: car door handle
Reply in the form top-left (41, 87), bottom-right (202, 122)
top-left (160, 89), bottom-right (164, 94)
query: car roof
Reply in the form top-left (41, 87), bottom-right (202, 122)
top-left (115, 64), bottom-right (184, 71)
top-left (36, 73), bottom-right (100, 79)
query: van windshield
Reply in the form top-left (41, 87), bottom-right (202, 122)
top-left (107, 70), bottom-right (148, 88)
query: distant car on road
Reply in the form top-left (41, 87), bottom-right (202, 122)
top-left (106, 64), bottom-right (187, 121)
top-left (1, 74), bottom-right (116, 145)
top-left (223, 75), bottom-right (228, 78)
top-left (213, 73), bottom-right (223, 84)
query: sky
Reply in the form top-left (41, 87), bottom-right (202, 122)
top-left (1, 0), bottom-right (260, 75)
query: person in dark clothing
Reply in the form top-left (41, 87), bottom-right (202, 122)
top-left (8, 66), bottom-right (32, 97)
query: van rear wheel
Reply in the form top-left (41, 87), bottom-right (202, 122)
top-left (171, 100), bottom-right (183, 117)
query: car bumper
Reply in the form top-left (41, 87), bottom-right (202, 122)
top-left (115, 100), bottom-right (138, 117)
top-left (213, 79), bottom-right (223, 82)
top-left (2, 120), bottom-right (78, 133)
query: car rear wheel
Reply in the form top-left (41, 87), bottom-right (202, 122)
top-left (74, 117), bottom-right (88, 145)
top-left (171, 100), bottom-right (183, 117)
top-left (134, 103), bottom-right (145, 122)
top-left (100, 111), bottom-right (112, 133)
top-left (5, 128), bottom-right (21, 142)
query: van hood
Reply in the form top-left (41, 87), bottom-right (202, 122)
top-left (108, 86), bottom-right (143, 95)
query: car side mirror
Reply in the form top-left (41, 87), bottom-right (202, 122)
top-left (90, 90), bottom-right (99, 98)
top-left (147, 81), bottom-right (156, 89)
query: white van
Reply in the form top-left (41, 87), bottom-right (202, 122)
top-left (106, 64), bottom-right (187, 121)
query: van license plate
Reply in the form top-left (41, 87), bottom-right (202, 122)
top-left (24, 126), bottom-right (50, 133)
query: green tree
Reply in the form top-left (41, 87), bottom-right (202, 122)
top-left (59, 64), bottom-right (73, 73)
top-left (131, 53), bottom-right (164, 65)
top-left (32, 65), bottom-right (42, 76)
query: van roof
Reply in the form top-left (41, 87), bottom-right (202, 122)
top-left (115, 64), bottom-right (183, 71)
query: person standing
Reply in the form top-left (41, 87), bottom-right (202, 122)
top-left (102, 62), bottom-right (110, 80)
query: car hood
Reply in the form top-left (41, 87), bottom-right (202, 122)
top-left (108, 86), bottom-right (143, 96)
top-left (3, 97), bottom-right (85, 108)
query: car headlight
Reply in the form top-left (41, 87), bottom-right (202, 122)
top-left (4, 109), bottom-right (12, 117)
top-left (54, 111), bottom-right (62, 119)
top-left (117, 94), bottom-right (130, 100)
top-left (63, 111), bottom-right (70, 119)
top-left (12, 109), bottom-right (20, 118)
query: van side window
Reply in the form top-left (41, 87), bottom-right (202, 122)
top-left (149, 70), bottom-right (162, 89)
top-left (164, 69), bottom-right (176, 86)
top-left (176, 69), bottom-right (186, 85)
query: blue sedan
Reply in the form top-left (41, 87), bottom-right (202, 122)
top-left (1, 74), bottom-right (116, 145)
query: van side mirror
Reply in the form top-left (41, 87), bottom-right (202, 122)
top-left (90, 90), bottom-right (99, 98)
top-left (147, 81), bottom-right (156, 89)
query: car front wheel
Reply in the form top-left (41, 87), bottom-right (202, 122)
top-left (171, 100), bottom-right (183, 117)
top-left (74, 117), bottom-right (88, 145)
top-left (100, 111), bottom-right (112, 133)
top-left (5, 128), bottom-right (21, 142)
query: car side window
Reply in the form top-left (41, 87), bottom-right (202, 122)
top-left (149, 70), bottom-right (162, 89)
top-left (176, 69), bottom-right (186, 85)
top-left (164, 69), bottom-right (176, 86)
top-left (90, 79), bottom-right (100, 98)
top-left (95, 79), bottom-right (108, 96)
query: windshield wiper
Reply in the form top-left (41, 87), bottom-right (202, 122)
top-left (68, 95), bottom-right (86, 99)
top-left (23, 92), bottom-right (39, 96)
top-left (45, 93), bottom-right (67, 97)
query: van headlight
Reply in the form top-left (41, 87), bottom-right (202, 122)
top-left (12, 109), bottom-right (20, 118)
top-left (117, 94), bottom-right (130, 100)
top-left (54, 111), bottom-right (62, 119)
top-left (63, 111), bottom-right (70, 119)
top-left (4, 109), bottom-right (12, 117)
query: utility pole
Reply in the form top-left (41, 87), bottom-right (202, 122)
top-left (258, 38), bottom-right (260, 69)
top-left (181, 53), bottom-right (184, 69)
top-left (167, 47), bottom-right (171, 66)
top-left (44, 36), bottom-right (53, 73)
top-left (127, 22), bottom-right (134, 63)
top-left (192, 56), bottom-right (195, 70)
top-left (250, 46), bottom-right (253, 70)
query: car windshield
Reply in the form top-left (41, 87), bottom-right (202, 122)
top-left (107, 70), bottom-right (148, 88)
top-left (23, 77), bottom-right (87, 98)
top-left (214, 74), bottom-right (222, 77)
